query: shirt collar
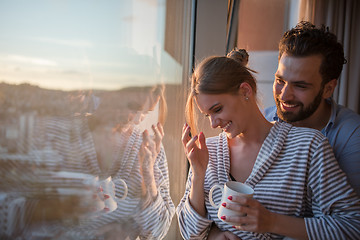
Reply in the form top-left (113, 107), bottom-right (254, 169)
top-left (321, 98), bottom-right (336, 136)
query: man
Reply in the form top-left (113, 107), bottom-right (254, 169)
top-left (265, 21), bottom-right (360, 195)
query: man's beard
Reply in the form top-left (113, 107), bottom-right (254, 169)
top-left (275, 87), bottom-right (323, 123)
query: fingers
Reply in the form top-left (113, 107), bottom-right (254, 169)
top-left (181, 123), bottom-right (192, 147)
top-left (141, 130), bottom-right (156, 156)
top-left (221, 198), bottom-right (250, 220)
top-left (156, 122), bottom-right (164, 136)
top-left (152, 122), bottom-right (164, 140)
top-left (198, 131), bottom-right (206, 149)
top-left (151, 122), bottom-right (164, 154)
top-left (228, 195), bottom-right (255, 206)
top-left (185, 135), bottom-right (198, 156)
top-left (220, 197), bottom-right (267, 233)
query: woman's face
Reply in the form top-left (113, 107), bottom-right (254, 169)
top-left (195, 92), bottom-right (247, 138)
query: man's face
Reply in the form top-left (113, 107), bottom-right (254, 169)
top-left (273, 53), bottom-right (324, 123)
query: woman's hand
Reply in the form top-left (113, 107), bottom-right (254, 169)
top-left (222, 196), bottom-right (308, 239)
top-left (182, 123), bottom-right (209, 217)
top-left (139, 125), bottom-right (162, 199)
top-left (139, 122), bottom-right (164, 174)
top-left (181, 123), bottom-right (209, 178)
top-left (152, 122), bottom-right (164, 155)
top-left (221, 196), bottom-right (275, 233)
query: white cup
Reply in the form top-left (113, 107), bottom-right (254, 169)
top-left (209, 181), bottom-right (254, 226)
top-left (51, 171), bottom-right (105, 217)
top-left (97, 176), bottom-right (128, 213)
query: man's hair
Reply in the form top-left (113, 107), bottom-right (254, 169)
top-left (279, 21), bottom-right (346, 85)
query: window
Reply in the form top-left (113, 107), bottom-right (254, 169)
top-left (0, 0), bottom-right (191, 239)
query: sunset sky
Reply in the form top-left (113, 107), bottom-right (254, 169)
top-left (0, 0), bottom-right (180, 91)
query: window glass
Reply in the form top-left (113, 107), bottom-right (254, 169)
top-left (0, 0), bottom-right (189, 239)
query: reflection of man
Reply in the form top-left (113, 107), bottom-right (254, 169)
top-left (264, 21), bottom-right (360, 195)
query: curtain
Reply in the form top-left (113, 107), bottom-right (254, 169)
top-left (299, 0), bottom-right (360, 114)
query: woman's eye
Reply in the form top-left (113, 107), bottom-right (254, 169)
top-left (214, 107), bottom-right (222, 113)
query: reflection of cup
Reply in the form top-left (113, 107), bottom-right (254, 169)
top-left (209, 181), bottom-right (254, 226)
top-left (97, 176), bottom-right (127, 213)
top-left (51, 171), bottom-right (105, 218)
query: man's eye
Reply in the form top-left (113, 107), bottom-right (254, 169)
top-left (295, 84), bottom-right (307, 89)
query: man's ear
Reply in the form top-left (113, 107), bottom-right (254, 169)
top-left (323, 79), bottom-right (337, 99)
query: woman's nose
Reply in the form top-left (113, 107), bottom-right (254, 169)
top-left (210, 116), bottom-right (218, 129)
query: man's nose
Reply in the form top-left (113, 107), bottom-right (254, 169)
top-left (279, 84), bottom-right (294, 101)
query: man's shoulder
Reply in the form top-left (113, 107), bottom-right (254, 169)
top-left (335, 105), bottom-right (360, 123)
top-left (333, 105), bottom-right (360, 131)
top-left (328, 105), bottom-right (360, 149)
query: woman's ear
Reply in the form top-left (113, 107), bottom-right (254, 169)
top-left (239, 82), bottom-right (252, 99)
top-left (323, 79), bottom-right (337, 99)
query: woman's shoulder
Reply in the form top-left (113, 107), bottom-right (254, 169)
top-left (276, 121), bottom-right (326, 139)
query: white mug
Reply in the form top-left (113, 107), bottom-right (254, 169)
top-left (97, 176), bottom-right (128, 213)
top-left (209, 181), bottom-right (254, 226)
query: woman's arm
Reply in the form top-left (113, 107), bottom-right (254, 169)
top-left (182, 125), bottom-right (209, 217)
top-left (176, 124), bottom-right (213, 239)
top-left (135, 147), bottom-right (175, 239)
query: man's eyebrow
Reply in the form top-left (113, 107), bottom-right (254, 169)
top-left (275, 74), bottom-right (313, 86)
top-left (292, 81), bottom-right (313, 86)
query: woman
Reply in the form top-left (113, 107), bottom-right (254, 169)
top-left (176, 49), bottom-right (360, 240)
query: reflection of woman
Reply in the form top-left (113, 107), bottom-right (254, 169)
top-left (176, 50), bottom-right (360, 239)
top-left (0, 85), bottom-right (175, 240)
top-left (60, 84), bottom-right (175, 239)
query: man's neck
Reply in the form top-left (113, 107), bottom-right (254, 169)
top-left (291, 100), bottom-right (332, 131)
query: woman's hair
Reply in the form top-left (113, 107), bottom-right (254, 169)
top-left (279, 21), bottom-right (346, 85)
top-left (150, 84), bottom-right (167, 125)
top-left (186, 49), bottom-right (257, 135)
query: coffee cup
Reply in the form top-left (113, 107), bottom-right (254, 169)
top-left (50, 171), bottom-right (105, 218)
top-left (209, 181), bottom-right (254, 226)
top-left (97, 176), bottom-right (127, 213)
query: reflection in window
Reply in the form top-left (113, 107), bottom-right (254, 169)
top-left (0, 0), bottom-right (190, 239)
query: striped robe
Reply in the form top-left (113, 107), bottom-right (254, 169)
top-left (1, 116), bottom-right (175, 239)
top-left (176, 122), bottom-right (360, 240)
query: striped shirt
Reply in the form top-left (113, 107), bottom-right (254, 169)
top-left (1, 116), bottom-right (175, 239)
top-left (176, 122), bottom-right (360, 240)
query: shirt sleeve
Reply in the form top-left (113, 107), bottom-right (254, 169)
top-left (304, 138), bottom-right (360, 240)
top-left (176, 169), bottom-right (213, 240)
top-left (133, 147), bottom-right (176, 240)
top-left (332, 124), bottom-right (360, 195)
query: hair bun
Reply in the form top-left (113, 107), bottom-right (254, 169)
top-left (227, 48), bottom-right (249, 66)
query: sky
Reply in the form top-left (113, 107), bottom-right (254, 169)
top-left (0, 0), bottom-right (181, 91)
